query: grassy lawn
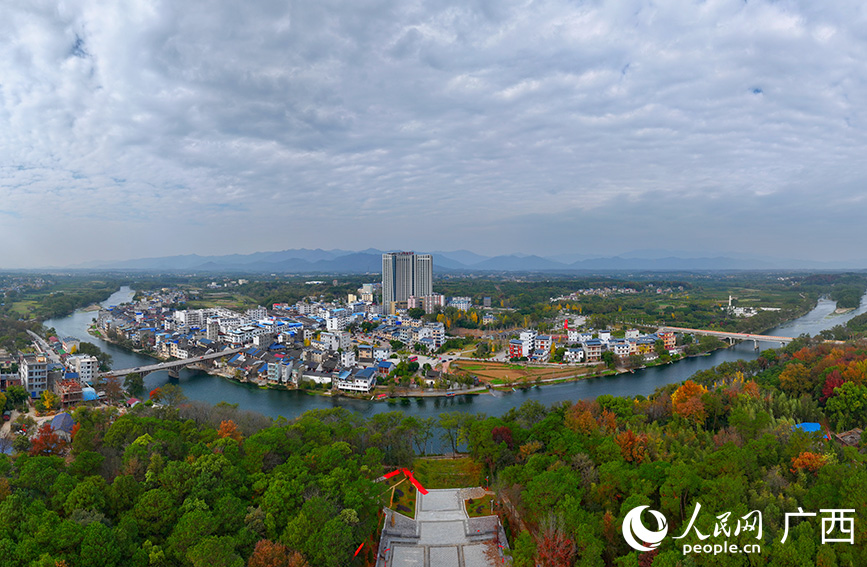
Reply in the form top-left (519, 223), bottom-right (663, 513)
top-left (381, 477), bottom-right (417, 518)
top-left (464, 494), bottom-right (495, 518)
top-left (413, 457), bottom-right (483, 489)
top-left (186, 294), bottom-right (259, 310)
top-left (10, 301), bottom-right (38, 316)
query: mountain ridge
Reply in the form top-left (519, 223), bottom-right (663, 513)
top-left (66, 248), bottom-right (867, 273)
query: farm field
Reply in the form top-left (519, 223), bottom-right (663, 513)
top-left (450, 360), bottom-right (593, 384)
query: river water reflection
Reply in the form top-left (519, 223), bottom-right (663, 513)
top-left (45, 287), bottom-right (867, 421)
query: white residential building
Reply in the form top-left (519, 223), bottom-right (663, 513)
top-left (565, 348), bottom-right (585, 363)
top-left (19, 354), bottom-right (48, 397)
top-left (335, 368), bottom-right (377, 393)
top-left (340, 350), bottom-right (357, 368)
top-left (326, 309), bottom-right (350, 331)
top-left (448, 297), bottom-right (472, 311)
top-left (320, 331), bottom-right (352, 352)
top-left (609, 340), bottom-right (631, 358)
top-left (373, 346), bottom-right (392, 361)
top-left (246, 306), bottom-right (267, 320)
top-left (535, 335), bottom-right (553, 352)
top-left (69, 355), bottom-right (99, 384)
top-left (519, 330), bottom-right (538, 344)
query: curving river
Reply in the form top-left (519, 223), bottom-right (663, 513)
top-left (45, 288), bottom-right (867, 420)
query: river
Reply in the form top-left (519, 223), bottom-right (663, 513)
top-left (45, 287), bottom-right (867, 421)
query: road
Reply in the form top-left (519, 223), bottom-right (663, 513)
top-left (26, 330), bottom-right (62, 364)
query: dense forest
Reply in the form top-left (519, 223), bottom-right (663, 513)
top-left (0, 402), bottom-right (389, 567)
top-left (3, 337), bottom-right (867, 565)
top-left (461, 337), bottom-right (867, 566)
top-left (0, 276), bottom-right (123, 321)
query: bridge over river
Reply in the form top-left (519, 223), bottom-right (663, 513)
top-left (100, 347), bottom-right (245, 380)
top-left (659, 326), bottom-right (795, 348)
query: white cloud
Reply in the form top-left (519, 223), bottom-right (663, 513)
top-left (1, 0), bottom-right (866, 266)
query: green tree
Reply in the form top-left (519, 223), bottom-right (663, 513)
top-left (186, 536), bottom-right (243, 567)
top-left (512, 530), bottom-right (537, 567)
top-left (80, 521), bottom-right (122, 567)
top-left (167, 509), bottom-right (217, 561)
top-left (124, 372), bottom-right (145, 397)
top-left (825, 381), bottom-right (867, 430)
top-left (64, 475), bottom-right (108, 515)
top-left (5, 385), bottom-right (28, 407)
top-left (157, 383), bottom-right (187, 407)
top-left (133, 488), bottom-right (178, 539)
top-left (407, 307), bottom-right (426, 319)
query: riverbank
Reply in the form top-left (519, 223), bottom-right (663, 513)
top-left (45, 288), bottom-right (867, 421)
top-left (88, 325), bottom-right (162, 362)
top-left (86, 316), bottom-right (740, 401)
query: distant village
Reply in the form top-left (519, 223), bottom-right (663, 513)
top-left (0, 274), bottom-right (695, 408)
top-left (0, 252), bottom-right (707, 406)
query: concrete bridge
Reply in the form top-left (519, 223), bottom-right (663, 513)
top-left (100, 347), bottom-right (245, 380)
top-left (659, 326), bottom-right (795, 349)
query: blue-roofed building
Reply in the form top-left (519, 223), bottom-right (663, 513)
top-left (336, 366), bottom-right (377, 393)
top-left (793, 422), bottom-right (822, 434)
top-left (377, 360), bottom-right (394, 377)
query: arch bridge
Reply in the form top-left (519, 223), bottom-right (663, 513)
top-left (658, 326), bottom-right (795, 350)
top-left (99, 347), bottom-right (245, 380)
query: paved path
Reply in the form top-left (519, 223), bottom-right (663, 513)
top-left (378, 488), bottom-right (506, 567)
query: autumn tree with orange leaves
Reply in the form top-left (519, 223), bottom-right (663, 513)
top-left (671, 380), bottom-right (708, 426)
top-left (779, 363), bottom-right (813, 396)
top-left (217, 419), bottom-right (243, 441)
top-left (536, 514), bottom-right (575, 567)
top-left (29, 422), bottom-right (68, 457)
top-left (791, 451), bottom-right (827, 474)
top-left (248, 539), bottom-right (309, 567)
top-left (615, 429), bottom-right (649, 463)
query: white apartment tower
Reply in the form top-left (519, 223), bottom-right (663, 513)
top-left (382, 252), bottom-right (433, 312)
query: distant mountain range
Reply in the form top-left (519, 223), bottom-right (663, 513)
top-left (68, 248), bottom-right (867, 273)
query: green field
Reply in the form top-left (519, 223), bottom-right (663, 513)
top-left (10, 301), bottom-right (38, 317)
top-left (413, 457), bottom-right (483, 489)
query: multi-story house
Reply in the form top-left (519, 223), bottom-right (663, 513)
top-left (340, 350), bottom-right (356, 368)
top-left (565, 348), bottom-right (585, 363)
top-left (335, 367), bottom-right (377, 393)
top-left (658, 330), bottom-right (676, 350)
top-left (609, 339), bottom-right (631, 358)
top-left (19, 354), bottom-right (48, 398)
top-left (68, 355), bottom-right (99, 384)
top-left (534, 335), bottom-right (553, 353)
top-left (583, 339), bottom-right (603, 362)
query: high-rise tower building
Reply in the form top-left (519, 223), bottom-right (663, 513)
top-left (382, 252), bottom-right (433, 312)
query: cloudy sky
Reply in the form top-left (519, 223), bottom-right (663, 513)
top-left (2, 0), bottom-right (866, 268)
